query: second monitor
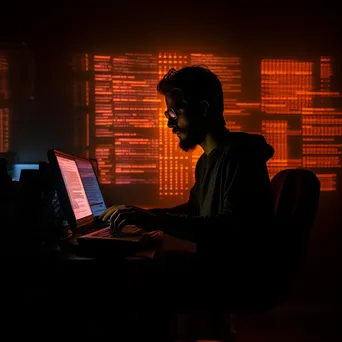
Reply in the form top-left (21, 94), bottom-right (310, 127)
top-left (74, 156), bottom-right (107, 218)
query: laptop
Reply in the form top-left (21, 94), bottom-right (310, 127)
top-left (47, 149), bottom-right (144, 248)
top-left (74, 155), bottom-right (107, 221)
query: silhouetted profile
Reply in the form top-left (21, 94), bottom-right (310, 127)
top-left (100, 66), bottom-right (274, 263)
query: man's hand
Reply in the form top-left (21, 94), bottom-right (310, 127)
top-left (99, 205), bottom-right (165, 232)
top-left (98, 205), bottom-right (132, 221)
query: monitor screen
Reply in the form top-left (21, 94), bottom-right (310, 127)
top-left (75, 158), bottom-right (107, 217)
top-left (12, 164), bottom-right (39, 181)
top-left (56, 155), bottom-right (92, 221)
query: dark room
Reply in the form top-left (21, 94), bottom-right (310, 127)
top-left (0, 4), bottom-right (340, 342)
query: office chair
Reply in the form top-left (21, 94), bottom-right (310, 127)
top-left (170, 168), bottom-right (321, 341)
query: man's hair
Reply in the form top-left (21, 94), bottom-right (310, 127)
top-left (157, 65), bottom-right (226, 126)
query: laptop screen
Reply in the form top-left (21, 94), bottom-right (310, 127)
top-left (75, 157), bottom-right (107, 217)
top-left (56, 155), bottom-right (92, 221)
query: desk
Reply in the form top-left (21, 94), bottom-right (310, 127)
top-left (3, 233), bottom-right (264, 341)
top-left (3, 233), bottom-right (198, 341)
top-left (59, 230), bottom-right (196, 264)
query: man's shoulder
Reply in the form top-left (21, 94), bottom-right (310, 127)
top-left (195, 152), bottom-right (206, 169)
top-left (222, 131), bottom-right (274, 162)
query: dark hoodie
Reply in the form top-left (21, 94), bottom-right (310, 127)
top-left (150, 132), bottom-right (274, 257)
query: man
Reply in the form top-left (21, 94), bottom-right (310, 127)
top-left (99, 65), bottom-right (274, 261)
top-left (100, 66), bottom-right (275, 339)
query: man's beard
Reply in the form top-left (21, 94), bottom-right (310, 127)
top-left (176, 123), bottom-right (208, 152)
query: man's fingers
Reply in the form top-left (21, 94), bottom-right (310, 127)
top-left (102, 209), bottom-right (115, 222)
top-left (102, 205), bottom-right (133, 221)
top-left (99, 205), bottom-right (123, 219)
top-left (111, 211), bottom-right (138, 231)
top-left (115, 218), bottom-right (126, 231)
top-left (99, 205), bottom-right (145, 221)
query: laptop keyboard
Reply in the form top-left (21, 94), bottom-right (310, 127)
top-left (81, 226), bottom-right (97, 234)
top-left (93, 228), bottom-right (116, 238)
top-left (89, 225), bottom-right (143, 238)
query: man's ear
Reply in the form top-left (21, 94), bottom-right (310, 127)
top-left (199, 101), bottom-right (210, 118)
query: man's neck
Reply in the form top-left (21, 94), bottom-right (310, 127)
top-left (199, 127), bottom-right (230, 155)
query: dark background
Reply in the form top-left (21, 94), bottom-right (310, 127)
top-left (0, 3), bottom-right (341, 318)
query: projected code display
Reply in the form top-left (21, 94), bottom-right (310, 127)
top-left (72, 53), bottom-right (341, 197)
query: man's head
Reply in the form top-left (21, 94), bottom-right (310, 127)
top-left (157, 65), bottom-right (225, 151)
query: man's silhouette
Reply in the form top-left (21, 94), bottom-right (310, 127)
top-left (100, 65), bottom-right (274, 261)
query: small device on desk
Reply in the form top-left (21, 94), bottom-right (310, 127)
top-left (47, 149), bottom-right (148, 255)
top-left (12, 163), bottom-right (39, 182)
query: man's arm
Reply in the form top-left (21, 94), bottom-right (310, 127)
top-left (148, 203), bottom-right (191, 215)
top-left (159, 157), bottom-right (273, 243)
top-left (147, 184), bottom-right (198, 215)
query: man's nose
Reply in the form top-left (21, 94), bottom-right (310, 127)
top-left (167, 118), bottom-right (177, 128)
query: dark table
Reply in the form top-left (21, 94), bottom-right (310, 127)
top-left (2, 232), bottom-right (197, 341)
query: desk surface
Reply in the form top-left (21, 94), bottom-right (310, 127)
top-left (59, 231), bottom-right (197, 262)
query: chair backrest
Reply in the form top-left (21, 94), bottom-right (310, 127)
top-left (271, 168), bottom-right (320, 238)
top-left (228, 168), bottom-right (320, 312)
top-left (270, 168), bottom-right (320, 285)
top-left (243, 168), bottom-right (320, 311)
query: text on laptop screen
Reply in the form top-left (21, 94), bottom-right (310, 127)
top-left (75, 158), bottom-right (107, 217)
top-left (56, 156), bottom-right (92, 220)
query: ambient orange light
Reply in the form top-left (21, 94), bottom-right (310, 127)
top-left (261, 58), bottom-right (341, 190)
top-left (71, 54), bottom-right (341, 197)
